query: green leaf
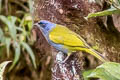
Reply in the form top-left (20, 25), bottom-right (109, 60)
top-left (28, 0), bottom-right (34, 13)
top-left (86, 62), bottom-right (120, 80)
top-left (16, 27), bottom-right (24, 32)
top-left (113, 0), bottom-right (120, 5)
top-left (9, 42), bottom-right (20, 71)
top-left (83, 70), bottom-right (93, 80)
top-left (0, 28), bottom-right (5, 46)
top-left (0, 28), bottom-right (3, 38)
top-left (0, 28), bottom-right (5, 43)
top-left (8, 16), bottom-right (17, 40)
top-left (118, 0), bottom-right (120, 4)
top-left (28, 21), bottom-right (32, 31)
top-left (0, 15), bottom-right (17, 40)
top-left (5, 38), bottom-right (11, 57)
top-left (0, 61), bottom-right (11, 80)
top-left (85, 7), bottom-right (120, 19)
top-left (87, 68), bottom-right (118, 80)
top-left (21, 42), bottom-right (36, 68)
top-left (98, 62), bottom-right (120, 79)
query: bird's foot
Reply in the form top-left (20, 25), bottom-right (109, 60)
top-left (60, 56), bottom-right (70, 64)
top-left (56, 52), bottom-right (70, 64)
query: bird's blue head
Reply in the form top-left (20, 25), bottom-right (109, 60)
top-left (34, 20), bottom-right (56, 35)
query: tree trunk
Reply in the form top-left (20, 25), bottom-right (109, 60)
top-left (33, 0), bottom-right (120, 80)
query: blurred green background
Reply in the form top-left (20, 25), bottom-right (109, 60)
top-left (0, 0), bottom-right (37, 80)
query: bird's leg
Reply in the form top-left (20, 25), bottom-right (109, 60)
top-left (56, 52), bottom-right (73, 63)
top-left (61, 52), bottom-right (71, 63)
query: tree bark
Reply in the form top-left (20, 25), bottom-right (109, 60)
top-left (33, 0), bottom-right (120, 80)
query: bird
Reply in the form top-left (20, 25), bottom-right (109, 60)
top-left (34, 20), bottom-right (108, 62)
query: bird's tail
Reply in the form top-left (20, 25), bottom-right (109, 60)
top-left (77, 47), bottom-right (108, 62)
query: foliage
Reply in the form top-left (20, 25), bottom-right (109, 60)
top-left (83, 62), bottom-right (120, 80)
top-left (0, 15), bottom-right (36, 70)
top-left (85, 0), bottom-right (120, 19)
top-left (0, 61), bottom-right (11, 80)
top-left (0, 0), bottom-right (36, 71)
top-left (83, 69), bottom-right (93, 80)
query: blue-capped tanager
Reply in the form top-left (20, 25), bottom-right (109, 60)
top-left (34, 20), bottom-right (108, 62)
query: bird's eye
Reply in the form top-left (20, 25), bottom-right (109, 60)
top-left (38, 22), bottom-right (46, 27)
top-left (38, 22), bottom-right (42, 25)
